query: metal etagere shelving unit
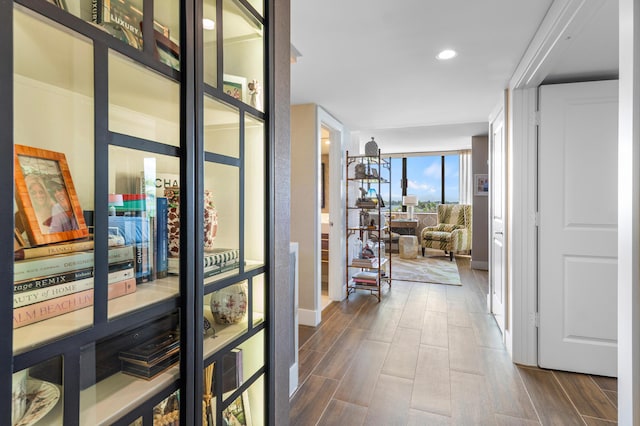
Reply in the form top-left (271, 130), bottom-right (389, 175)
top-left (345, 149), bottom-right (392, 302)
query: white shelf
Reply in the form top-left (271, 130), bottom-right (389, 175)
top-left (203, 312), bottom-right (264, 359)
top-left (13, 276), bottom-right (180, 354)
top-left (79, 367), bottom-right (180, 426)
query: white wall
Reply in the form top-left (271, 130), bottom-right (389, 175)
top-left (471, 135), bottom-right (489, 270)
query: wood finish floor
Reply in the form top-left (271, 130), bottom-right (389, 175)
top-left (290, 256), bottom-right (618, 425)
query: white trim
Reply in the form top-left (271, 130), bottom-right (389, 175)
top-left (289, 242), bottom-right (299, 397)
top-left (317, 107), bottom-right (347, 303)
top-left (507, 88), bottom-right (539, 366)
top-left (289, 362), bottom-right (299, 397)
top-left (298, 308), bottom-right (321, 327)
top-left (470, 260), bottom-right (488, 270)
top-left (510, 0), bottom-right (609, 89)
top-left (618, 0), bottom-right (640, 422)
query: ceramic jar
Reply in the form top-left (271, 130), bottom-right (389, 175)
top-left (209, 283), bottom-right (248, 324)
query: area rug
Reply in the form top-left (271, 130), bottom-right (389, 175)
top-left (390, 254), bottom-right (462, 286)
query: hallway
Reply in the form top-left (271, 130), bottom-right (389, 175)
top-left (290, 257), bottom-right (618, 425)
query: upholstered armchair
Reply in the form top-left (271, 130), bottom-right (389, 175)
top-left (420, 204), bottom-right (472, 260)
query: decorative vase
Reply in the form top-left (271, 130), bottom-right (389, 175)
top-left (209, 283), bottom-right (248, 324)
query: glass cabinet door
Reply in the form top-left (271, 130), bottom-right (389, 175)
top-left (6, 0), bottom-right (270, 423)
top-left (13, 5), bottom-right (95, 354)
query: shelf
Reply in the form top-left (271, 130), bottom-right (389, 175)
top-left (13, 276), bottom-right (180, 354)
top-left (79, 367), bottom-right (180, 426)
top-left (203, 313), bottom-right (264, 360)
top-left (346, 177), bottom-right (389, 183)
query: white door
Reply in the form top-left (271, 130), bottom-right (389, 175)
top-left (490, 101), bottom-right (506, 334)
top-left (538, 80), bottom-right (618, 376)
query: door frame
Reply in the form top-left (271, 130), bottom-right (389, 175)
top-left (316, 107), bottom-right (346, 303)
top-left (507, 0), bottom-right (617, 365)
top-left (488, 95), bottom-right (507, 336)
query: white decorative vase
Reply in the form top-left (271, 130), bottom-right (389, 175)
top-left (209, 283), bottom-right (248, 324)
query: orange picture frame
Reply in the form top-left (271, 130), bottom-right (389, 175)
top-left (14, 145), bottom-right (89, 246)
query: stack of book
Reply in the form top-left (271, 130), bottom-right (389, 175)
top-left (13, 242), bottom-right (137, 329)
top-left (168, 248), bottom-right (240, 278)
top-left (119, 331), bottom-right (180, 380)
top-left (351, 271), bottom-right (379, 286)
top-left (107, 193), bottom-right (171, 283)
top-left (351, 257), bottom-right (376, 268)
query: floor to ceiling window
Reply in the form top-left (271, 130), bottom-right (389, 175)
top-left (383, 153), bottom-right (460, 213)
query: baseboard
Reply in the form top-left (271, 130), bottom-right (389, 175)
top-left (471, 260), bottom-right (488, 270)
top-left (298, 308), bottom-right (321, 326)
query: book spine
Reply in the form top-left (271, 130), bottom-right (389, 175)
top-left (13, 245), bottom-right (134, 282)
top-left (14, 270), bottom-right (135, 309)
top-left (91, 0), bottom-right (100, 23)
top-left (108, 276), bottom-right (137, 299)
top-left (156, 197), bottom-right (168, 278)
top-left (14, 277), bottom-right (94, 308)
top-left (14, 267), bottom-right (94, 293)
top-left (13, 278), bottom-right (136, 328)
top-left (203, 260), bottom-right (240, 278)
top-left (14, 289), bottom-right (94, 328)
top-left (14, 240), bottom-right (95, 261)
top-left (203, 249), bottom-right (239, 268)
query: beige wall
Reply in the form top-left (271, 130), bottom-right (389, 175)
top-left (472, 135), bottom-right (489, 269)
top-left (290, 104), bottom-right (318, 313)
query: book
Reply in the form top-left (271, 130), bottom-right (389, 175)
top-left (118, 331), bottom-right (180, 364)
top-left (203, 260), bottom-right (241, 279)
top-left (352, 270), bottom-right (379, 287)
top-left (91, 0), bottom-right (171, 50)
top-left (155, 197), bottom-right (168, 278)
top-left (13, 245), bottom-right (135, 282)
top-left (92, 0), bottom-right (143, 49)
top-left (14, 268), bottom-right (135, 308)
top-left (14, 260), bottom-right (135, 293)
top-left (13, 277), bottom-right (137, 328)
top-left (167, 248), bottom-right (240, 275)
top-left (109, 210), bottom-right (151, 284)
top-left (213, 348), bottom-right (243, 396)
top-left (14, 267), bottom-right (94, 293)
top-left (120, 351), bottom-right (180, 380)
top-left (14, 239), bottom-right (94, 261)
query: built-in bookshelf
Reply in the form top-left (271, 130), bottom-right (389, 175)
top-left (3, 0), bottom-right (274, 424)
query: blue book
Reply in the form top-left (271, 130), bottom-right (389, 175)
top-left (156, 197), bottom-right (169, 278)
top-left (108, 215), bottom-right (150, 283)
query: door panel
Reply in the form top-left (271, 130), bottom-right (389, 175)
top-left (538, 80), bottom-right (618, 376)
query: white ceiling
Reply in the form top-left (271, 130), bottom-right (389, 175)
top-left (291, 0), bottom-right (619, 153)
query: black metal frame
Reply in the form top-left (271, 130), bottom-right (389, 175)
top-left (2, 0), bottom-right (273, 423)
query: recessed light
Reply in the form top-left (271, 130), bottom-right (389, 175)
top-left (203, 18), bottom-right (215, 30)
top-left (325, 140), bottom-right (331, 145)
top-left (436, 49), bottom-right (457, 60)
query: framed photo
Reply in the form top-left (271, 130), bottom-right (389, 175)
top-left (221, 392), bottom-right (252, 426)
top-left (223, 74), bottom-right (247, 103)
top-left (14, 145), bottom-right (89, 246)
top-left (474, 173), bottom-right (489, 196)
